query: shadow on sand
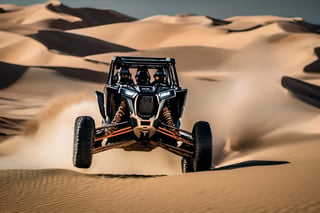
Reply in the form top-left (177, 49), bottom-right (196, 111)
top-left (86, 160), bottom-right (290, 178)
top-left (212, 160), bottom-right (290, 171)
top-left (281, 76), bottom-right (320, 108)
top-left (88, 173), bottom-right (166, 179)
top-left (0, 61), bottom-right (108, 89)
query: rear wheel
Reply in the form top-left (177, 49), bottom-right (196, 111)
top-left (73, 116), bottom-right (95, 168)
top-left (193, 121), bottom-right (213, 171)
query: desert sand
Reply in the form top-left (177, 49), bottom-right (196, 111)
top-left (1, 1), bottom-right (320, 212)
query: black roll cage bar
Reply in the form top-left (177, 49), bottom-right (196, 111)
top-left (107, 56), bottom-right (180, 88)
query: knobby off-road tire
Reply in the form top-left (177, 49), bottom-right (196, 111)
top-left (73, 116), bottom-right (95, 168)
top-left (193, 121), bottom-right (213, 171)
top-left (181, 121), bottom-right (213, 173)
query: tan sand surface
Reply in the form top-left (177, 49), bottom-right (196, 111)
top-left (1, 1), bottom-right (320, 212)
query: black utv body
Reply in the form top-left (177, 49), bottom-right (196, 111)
top-left (73, 56), bottom-right (213, 172)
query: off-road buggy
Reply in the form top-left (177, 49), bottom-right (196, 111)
top-left (73, 56), bottom-right (213, 172)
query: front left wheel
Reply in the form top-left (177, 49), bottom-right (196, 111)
top-left (73, 116), bottom-right (95, 168)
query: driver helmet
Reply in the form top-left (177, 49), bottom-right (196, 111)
top-left (135, 66), bottom-right (150, 85)
top-left (118, 66), bottom-right (132, 84)
top-left (153, 67), bottom-right (167, 84)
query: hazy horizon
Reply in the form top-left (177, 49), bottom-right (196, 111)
top-left (1, 0), bottom-right (320, 24)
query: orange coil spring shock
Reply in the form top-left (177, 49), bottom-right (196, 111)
top-left (112, 100), bottom-right (127, 124)
top-left (162, 106), bottom-right (175, 128)
top-left (107, 100), bottom-right (127, 134)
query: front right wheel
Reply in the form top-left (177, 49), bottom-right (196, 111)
top-left (73, 116), bottom-right (95, 168)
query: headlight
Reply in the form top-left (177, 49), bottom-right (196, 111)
top-left (159, 90), bottom-right (174, 99)
top-left (122, 89), bottom-right (137, 98)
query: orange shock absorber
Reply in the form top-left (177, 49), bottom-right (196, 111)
top-left (112, 100), bottom-right (127, 124)
top-left (162, 106), bottom-right (175, 128)
top-left (107, 100), bottom-right (127, 134)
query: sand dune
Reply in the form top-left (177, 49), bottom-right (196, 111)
top-left (30, 29), bottom-right (135, 56)
top-left (1, 162), bottom-right (319, 212)
top-left (69, 21), bottom-right (227, 49)
top-left (86, 45), bottom-right (233, 73)
top-left (46, 1), bottom-right (137, 29)
top-left (140, 14), bottom-right (224, 26)
top-left (1, 1), bottom-right (320, 212)
top-left (0, 1), bottom-right (136, 34)
top-left (0, 30), bottom-right (108, 71)
top-left (70, 16), bottom-right (319, 51)
top-left (0, 1), bottom-right (79, 34)
top-left (304, 47), bottom-right (320, 72)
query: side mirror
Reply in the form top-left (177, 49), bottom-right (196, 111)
top-left (95, 91), bottom-right (106, 120)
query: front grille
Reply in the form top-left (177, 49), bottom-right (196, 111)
top-left (137, 95), bottom-right (158, 119)
top-left (141, 121), bottom-right (150, 126)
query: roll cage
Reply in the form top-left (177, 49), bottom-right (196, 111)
top-left (107, 56), bottom-right (180, 88)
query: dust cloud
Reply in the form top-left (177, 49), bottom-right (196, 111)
top-left (0, 93), bottom-right (181, 174)
top-left (181, 43), bottom-right (320, 162)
